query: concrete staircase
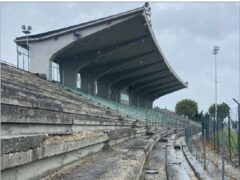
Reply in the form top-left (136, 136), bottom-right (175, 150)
top-left (1, 63), bottom-right (167, 180)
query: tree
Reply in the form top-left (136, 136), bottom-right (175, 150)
top-left (208, 102), bottom-right (230, 122)
top-left (231, 120), bottom-right (238, 130)
top-left (175, 99), bottom-right (198, 120)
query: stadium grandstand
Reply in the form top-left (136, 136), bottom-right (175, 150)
top-left (1, 4), bottom-right (201, 180)
top-left (14, 5), bottom-right (187, 108)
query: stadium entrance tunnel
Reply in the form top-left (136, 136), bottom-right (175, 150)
top-left (15, 6), bottom-right (187, 108)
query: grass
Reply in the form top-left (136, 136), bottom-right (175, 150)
top-left (223, 129), bottom-right (238, 157)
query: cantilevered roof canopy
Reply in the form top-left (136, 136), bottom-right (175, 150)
top-left (15, 6), bottom-right (187, 103)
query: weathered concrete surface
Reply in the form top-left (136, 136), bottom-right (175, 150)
top-left (1, 80), bottom-right (126, 118)
top-left (42, 130), bottom-right (172, 180)
top-left (181, 137), bottom-right (211, 180)
top-left (1, 127), bottom-right (151, 180)
top-left (1, 131), bottom-right (107, 170)
top-left (140, 138), bottom-right (168, 180)
top-left (1, 103), bottom-right (139, 136)
top-left (1, 65), bottom-right (127, 118)
top-left (1, 134), bottom-right (46, 155)
top-left (166, 134), bottom-right (198, 180)
top-left (1, 63), bottom-right (186, 180)
top-left (2, 132), bottom-right (106, 180)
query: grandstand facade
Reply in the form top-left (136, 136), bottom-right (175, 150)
top-left (15, 6), bottom-right (187, 108)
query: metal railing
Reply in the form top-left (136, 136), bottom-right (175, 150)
top-left (66, 88), bottom-right (200, 129)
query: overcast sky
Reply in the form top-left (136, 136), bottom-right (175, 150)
top-left (1, 2), bottom-right (240, 118)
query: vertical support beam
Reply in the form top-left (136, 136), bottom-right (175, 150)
top-left (60, 62), bottom-right (77, 89)
top-left (129, 94), bottom-right (138, 106)
top-left (81, 72), bottom-right (95, 94)
top-left (221, 120), bottom-right (225, 180)
top-left (213, 117), bottom-right (216, 150)
top-left (203, 128), bottom-right (207, 170)
top-left (228, 115), bottom-right (232, 162)
top-left (238, 104), bottom-right (240, 166)
top-left (110, 88), bottom-right (120, 102)
top-left (233, 98), bottom-right (240, 166)
top-left (97, 81), bottom-right (110, 99)
top-left (16, 45), bottom-right (19, 68)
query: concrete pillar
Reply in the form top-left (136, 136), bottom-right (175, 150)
top-left (145, 99), bottom-right (153, 108)
top-left (138, 97), bottom-right (146, 107)
top-left (110, 88), bottom-right (120, 102)
top-left (81, 72), bottom-right (96, 95)
top-left (97, 81), bottom-right (110, 99)
top-left (61, 62), bottom-right (77, 89)
top-left (59, 55), bottom-right (95, 90)
top-left (130, 94), bottom-right (138, 106)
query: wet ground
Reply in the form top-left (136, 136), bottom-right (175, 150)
top-left (140, 138), bottom-right (167, 180)
top-left (140, 134), bottom-right (198, 180)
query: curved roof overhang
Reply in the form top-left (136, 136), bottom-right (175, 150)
top-left (15, 6), bottom-right (187, 101)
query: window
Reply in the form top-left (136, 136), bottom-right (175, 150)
top-left (51, 62), bottom-right (60, 82)
top-left (17, 46), bottom-right (29, 71)
top-left (77, 73), bottom-right (81, 89)
top-left (120, 93), bottom-right (129, 104)
top-left (94, 80), bottom-right (98, 94)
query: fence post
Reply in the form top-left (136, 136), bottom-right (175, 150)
top-left (232, 98), bottom-right (240, 166)
top-left (221, 121), bottom-right (225, 180)
top-left (228, 115), bottom-right (232, 162)
top-left (204, 128), bottom-right (207, 170)
top-left (238, 104), bottom-right (240, 166)
top-left (213, 117), bottom-right (216, 150)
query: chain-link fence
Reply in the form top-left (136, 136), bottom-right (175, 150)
top-left (184, 110), bottom-right (240, 179)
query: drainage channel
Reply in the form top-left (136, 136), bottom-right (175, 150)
top-left (165, 134), bottom-right (199, 180)
top-left (140, 133), bottom-right (172, 180)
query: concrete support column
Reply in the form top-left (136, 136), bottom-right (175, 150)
top-left (145, 99), bottom-right (153, 108)
top-left (61, 62), bottom-right (77, 89)
top-left (97, 81), bottom-right (110, 99)
top-left (59, 55), bottom-right (95, 90)
top-left (110, 88), bottom-right (120, 102)
top-left (138, 97), bottom-right (146, 107)
top-left (81, 72), bottom-right (95, 95)
top-left (130, 94), bottom-right (138, 106)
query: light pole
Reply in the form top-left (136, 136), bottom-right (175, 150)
top-left (213, 46), bottom-right (225, 180)
top-left (213, 46), bottom-right (220, 151)
top-left (21, 25), bottom-right (32, 70)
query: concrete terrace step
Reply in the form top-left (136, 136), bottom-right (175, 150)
top-left (1, 103), bottom-right (141, 136)
top-left (1, 77), bottom-right (116, 115)
top-left (42, 129), bottom-right (174, 180)
top-left (1, 84), bottom-right (119, 118)
top-left (1, 128), bottom-right (152, 180)
top-left (1, 65), bottom-right (108, 108)
top-left (1, 74), bottom-right (127, 119)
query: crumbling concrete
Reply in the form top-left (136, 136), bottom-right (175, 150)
top-left (42, 129), bottom-right (174, 180)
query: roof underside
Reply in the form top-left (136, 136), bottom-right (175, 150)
top-left (15, 6), bottom-right (187, 101)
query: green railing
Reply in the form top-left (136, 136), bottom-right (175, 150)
top-left (65, 87), bottom-right (200, 128)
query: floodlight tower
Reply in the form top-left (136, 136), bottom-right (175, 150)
top-left (213, 45), bottom-right (220, 150)
top-left (144, 2), bottom-right (152, 26)
top-left (21, 25), bottom-right (32, 70)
